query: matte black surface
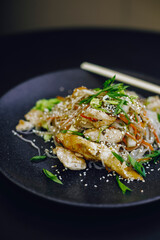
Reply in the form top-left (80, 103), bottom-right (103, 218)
top-left (0, 29), bottom-right (160, 240)
top-left (0, 68), bottom-right (160, 208)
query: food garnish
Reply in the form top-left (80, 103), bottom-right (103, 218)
top-left (43, 169), bottom-right (63, 184)
top-left (30, 155), bottom-right (47, 162)
top-left (116, 175), bottom-right (132, 194)
top-left (14, 76), bottom-right (160, 193)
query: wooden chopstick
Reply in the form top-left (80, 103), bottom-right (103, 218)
top-left (80, 62), bottom-right (160, 94)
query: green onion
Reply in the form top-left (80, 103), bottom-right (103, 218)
top-left (79, 76), bottom-right (128, 105)
top-left (104, 100), bottom-right (119, 105)
top-left (134, 113), bottom-right (138, 123)
top-left (61, 130), bottom-right (84, 136)
top-left (61, 130), bottom-right (68, 133)
top-left (112, 152), bottom-right (125, 163)
top-left (94, 88), bottom-right (101, 91)
top-left (69, 131), bottom-right (84, 136)
top-left (157, 113), bottom-right (160, 123)
top-left (116, 175), bottom-right (132, 194)
top-left (43, 169), bottom-right (63, 184)
top-left (30, 155), bottom-right (46, 162)
top-left (96, 129), bottom-right (103, 143)
top-left (96, 126), bottom-right (108, 143)
top-left (92, 107), bottom-right (110, 113)
top-left (141, 150), bottom-right (160, 163)
top-left (61, 129), bottom-right (91, 141)
top-left (103, 75), bottom-right (116, 88)
top-left (118, 105), bottom-right (130, 123)
top-left (128, 155), bottom-right (146, 177)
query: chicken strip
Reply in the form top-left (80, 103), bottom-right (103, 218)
top-left (83, 128), bottom-right (125, 143)
top-left (55, 133), bottom-right (143, 180)
top-left (25, 109), bottom-right (44, 127)
top-left (55, 146), bottom-right (86, 170)
top-left (72, 87), bottom-right (95, 98)
top-left (16, 120), bottom-right (34, 131)
top-left (81, 108), bottom-right (116, 128)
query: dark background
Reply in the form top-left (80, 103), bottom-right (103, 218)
top-left (0, 28), bottom-right (160, 240)
top-left (1, 1), bottom-right (160, 239)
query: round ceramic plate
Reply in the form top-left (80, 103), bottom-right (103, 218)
top-left (0, 68), bottom-right (160, 208)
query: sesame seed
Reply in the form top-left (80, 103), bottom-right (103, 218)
top-left (94, 185), bottom-right (97, 188)
top-left (51, 165), bottom-right (57, 168)
top-left (151, 169), bottom-right (154, 171)
top-left (84, 184), bottom-right (88, 187)
top-left (106, 179), bottom-right (109, 182)
top-left (141, 190), bottom-right (144, 193)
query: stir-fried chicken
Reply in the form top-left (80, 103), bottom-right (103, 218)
top-left (83, 128), bottom-right (125, 143)
top-left (56, 133), bottom-right (143, 180)
top-left (55, 146), bottom-right (86, 170)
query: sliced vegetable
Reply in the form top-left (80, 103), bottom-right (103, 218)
top-left (128, 155), bottom-right (146, 177)
top-left (104, 100), bottom-right (119, 105)
top-left (33, 98), bottom-right (61, 111)
top-left (30, 155), bottom-right (46, 162)
top-left (134, 113), bottom-right (138, 123)
top-left (141, 140), bottom-right (154, 151)
top-left (61, 129), bottom-right (84, 136)
top-left (43, 169), bottom-right (63, 184)
top-left (157, 113), bottom-right (160, 122)
top-left (116, 175), bottom-right (132, 194)
top-left (79, 76), bottom-right (128, 105)
top-left (90, 98), bottom-right (102, 108)
top-left (140, 150), bottom-right (160, 163)
top-left (43, 134), bottom-right (52, 142)
top-left (112, 152), bottom-right (125, 163)
top-left (80, 114), bottom-right (98, 122)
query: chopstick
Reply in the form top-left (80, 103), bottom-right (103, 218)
top-left (80, 62), bottom-right (160, 94)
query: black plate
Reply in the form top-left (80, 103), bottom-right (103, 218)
top-left (0, 68), bottom-right (160, 208)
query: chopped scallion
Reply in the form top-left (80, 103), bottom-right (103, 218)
top-left (128, 155), bottom-right (146, 177)
top-left (112, 152), bottom-right (125, 163)
top-left (43, 169), bottom-right (63, 184)
top-left (116, 175), bottom-right (132, 194)
top-left (30, 155), bottom-right (46, 162)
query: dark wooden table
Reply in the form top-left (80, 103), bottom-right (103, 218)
top-left (0, 29), bottom-right (160, 240)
